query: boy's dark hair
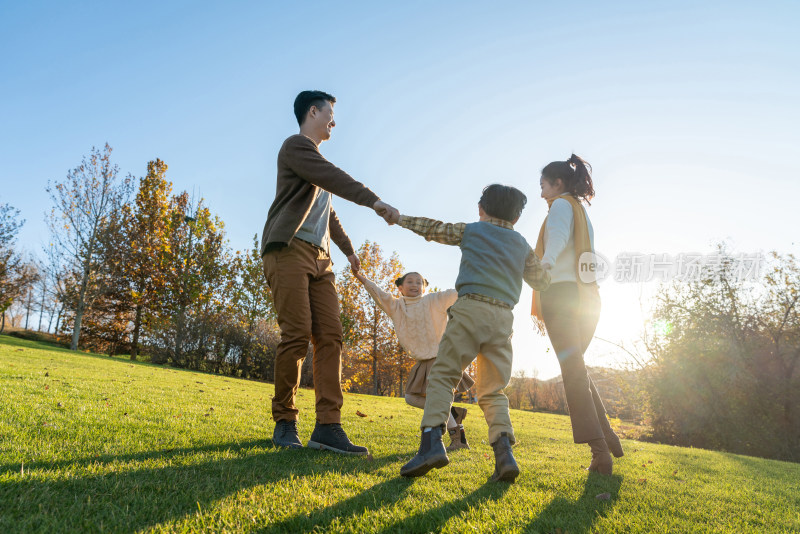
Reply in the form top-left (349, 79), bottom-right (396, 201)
top-left (478, 184), bottom-right (527, 222)
top-left (293, 90), bottom-right (336, 126)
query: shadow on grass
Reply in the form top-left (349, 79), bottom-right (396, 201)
top-left (0, 440), bottom-right (397, 533)
top-left (261, 477), bottom-right (416, 533)
top-left (524, 472), bottom-right (623, 534)
top-left (376, 479), bottom-right (511, 533)
top-left (261, 475), bottom-right (511, 534)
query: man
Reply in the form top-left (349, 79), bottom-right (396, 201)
top-left (261, 90), bottom-right (398, 455)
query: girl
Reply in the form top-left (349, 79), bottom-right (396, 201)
top-left (531, 154), bottom-right (624, 475)
top-left (352, 269), bottom-right (474, 450)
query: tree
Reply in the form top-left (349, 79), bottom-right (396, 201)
top-left (645, 247), bottom-right (800, 461)
top-left (124, 159), bottom-right (172, 359)
top-left (46, 144), bottom-right (133, 350)
top-left (338, 241), bottom-right (406, 395)
top-left (148, 192), bottom-right (227, 367)
top-left (0, 203), bottom-right (36, 333)
top-left (227, 234), bottom-right (276, 377)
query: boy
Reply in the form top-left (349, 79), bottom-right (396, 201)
top-left (389, 184), bottom-right (550, 482)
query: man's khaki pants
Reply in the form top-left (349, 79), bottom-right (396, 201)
top-left (262, 239), bottom-right (343, 424)
top-left (421, 297), bottom-right (516, 445)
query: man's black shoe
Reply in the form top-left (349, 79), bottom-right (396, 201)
top-left (307, 423), bottom-right (369, 456)
top-left (490, 432), bottom-right (520, 483)
top-left (400, 425), bottom-right (449, 477)
top-left (273, 420), bottom-right (303, 449)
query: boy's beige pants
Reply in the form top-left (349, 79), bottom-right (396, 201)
top-left (421, 297), bottom-right (516, 445)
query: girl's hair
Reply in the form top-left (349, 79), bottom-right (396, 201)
top-left (395, 272), bottom-right (429, 288)
top-left (541, 154), bottom-right (595, 204)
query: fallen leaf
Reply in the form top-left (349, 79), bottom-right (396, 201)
top-left (647, 460), bottom-right (653, 464)
top-left (44, 372), bottom-right (49, 377)
top-left (356, 410), bottom-right (368, 417)
top-left (672, 470), bottom-right (678, 476)
top-left (44, 385), bottom-right (49, 390)
top-left (596, 493), bottom-right (611, 501)
top-left (366, 453), bottom-right (374, 462)
top-left (638, 478), bottom-right (647, 484)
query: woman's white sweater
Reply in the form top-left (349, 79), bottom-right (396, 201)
top-left (542, 195), bottom-right (595, 284)
top-left (359, 277), bottom-right (458, 361)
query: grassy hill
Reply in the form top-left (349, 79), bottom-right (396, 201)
top-left (1, 335), bottom-right (799, 533)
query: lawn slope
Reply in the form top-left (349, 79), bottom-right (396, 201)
top-left (1, 336), bottom-right (799, 533)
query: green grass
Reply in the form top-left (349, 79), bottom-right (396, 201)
top-left (1, 335), bottom-right (799, 533)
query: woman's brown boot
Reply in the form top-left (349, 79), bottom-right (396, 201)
top-left (603, 428), bottom-right (624, 458)
top-left (587, 438), bottom-right (613, 475)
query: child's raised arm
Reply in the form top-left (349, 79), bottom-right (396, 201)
top-left (352, 268), bottom-right (401, 317)
top-left (430, 288), bottom-right (458, 314)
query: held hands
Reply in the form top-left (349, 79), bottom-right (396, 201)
top-left (541, 261), bottom-right (553, 271)
top-left (350, 264), bottom-right (366, 282)
top-left (373, 200), bottom-right (401, 225)
top-left (347, 254), bottom-right (361, 273)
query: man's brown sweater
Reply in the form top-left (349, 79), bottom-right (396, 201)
top-left (260, 134), bottom-right (380, 257)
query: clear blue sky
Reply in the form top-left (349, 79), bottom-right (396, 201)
top-left (2, 1), bottom-right (799, 378)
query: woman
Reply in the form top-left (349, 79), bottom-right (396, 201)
top-left (532, 154), bottom-right (623, 475)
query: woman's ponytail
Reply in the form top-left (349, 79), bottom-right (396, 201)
top-left (567, 154), bottom-right (594, 204)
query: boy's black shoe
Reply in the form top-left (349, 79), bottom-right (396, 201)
top-left (307, 423), bottom-right (369, 456)
top-left (490, 432), bottom-right (520, 483)
top-left (273, 420), bottom-right (303, 449)
top-left (400, 425), bottom-right (449, 477)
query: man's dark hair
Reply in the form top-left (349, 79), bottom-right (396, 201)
top-left (478, 184), bottom-right (527, 222)
top-left (293, 90), bottom-right (336, 126)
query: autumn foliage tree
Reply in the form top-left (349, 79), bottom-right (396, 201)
top-left (338, 241), bottom-right (409, 395)
top-left (124, 159), bottom-right (172, 360)
top-left (146, 192), bottom-right (228, 367)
